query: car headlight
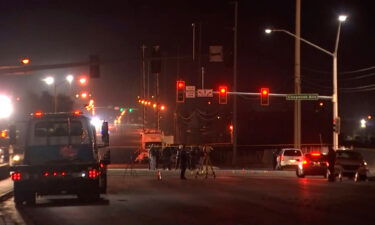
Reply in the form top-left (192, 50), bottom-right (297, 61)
top-left (363, 161), bottom-right (368, 166)
top-left (12, 154), bottom-right (21, 162)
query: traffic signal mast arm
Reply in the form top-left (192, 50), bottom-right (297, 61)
top-left (213, 91), bottom-right (333, 100)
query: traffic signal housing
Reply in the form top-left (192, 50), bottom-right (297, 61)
top-left (260, 88), bottom-right (269, 106)
top-left (218, 86), bottom-right (228, 104)
top-left (176, 81), bottom-right (185, 103)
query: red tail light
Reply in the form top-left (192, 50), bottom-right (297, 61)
top-left (61, 172), bottom-right (66, 176)
top-left (303, 160), bottom-right (308, 165)
top-left (34, 111), bottom-right (43, 117)
top-left (11, 172), bottom-right (21, 181)
top-left (311, 152), bottom-right (321, 157)
top-left (88, 169), bottom-right (100, 178)
top-left (100, 163), bottom-right (104, 168)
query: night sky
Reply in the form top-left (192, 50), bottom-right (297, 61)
top-left (0, 0), bottom-right (374, 144)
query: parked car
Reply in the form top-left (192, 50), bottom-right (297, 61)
top-left (333, 150), bottom-right (368, 182)
top-left (296, 152), bottom-right (328, 178)
top-left (276, 148), bottom-right (303, 170)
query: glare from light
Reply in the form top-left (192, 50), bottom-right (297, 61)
top-left (43, 77), bottom-right (54, 85)
top-left (0, 95), bottom-right (13, 119)
top-left (338, 15), bottom-right (347, 22)
top-left (360, 119), bottom-right (366, 128)
top-left (79, 77), bottom-right (87, 85)
top-left (91, 117), bottom-right (103, 128)
top-left (12, 154), bottom-right (21, 162)
top-left (66, 75), bottom-right (74, 83)
top-left (265, 29), bottom-right (272, 34)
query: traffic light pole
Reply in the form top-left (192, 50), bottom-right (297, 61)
top-left (232, 1), bottom-right (238, 166)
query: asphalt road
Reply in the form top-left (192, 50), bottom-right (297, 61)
top-left (2, 169), bottom-right (375, 225)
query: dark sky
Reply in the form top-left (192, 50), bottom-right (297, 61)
top-left (0, 0), bottom-right (374, 141)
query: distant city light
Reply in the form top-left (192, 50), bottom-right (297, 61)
top-left (360, 119), bottom-right (366, 128)
top-left (43, 77), bottom-right (54, 85)
top-left (66, 75), bottom-right (74, 83)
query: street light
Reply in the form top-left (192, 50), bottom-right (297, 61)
top-left (265, 15), bottom-right (347, 150)
top-left (66, 75), bottom-right (74, 84)
top-left (43, 77), bottom-right (54, 85)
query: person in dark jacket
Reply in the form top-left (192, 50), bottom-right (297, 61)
top-left (179, 145), bottom-right (188, 180)
top-left (162, 146), bottom-right (172, 170)
top-left (327, 148), bottom-right (336, 182)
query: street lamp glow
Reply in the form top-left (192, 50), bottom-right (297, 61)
top-left (265, 29), bottom-right (272, 34)
top-left (43, 77), bottom-right (54, 85)
top-left (0, 95), bottom-right (13, 119)
top-left (360, 119), bottom-right (366, 128)
top-left (338, 15), bottom-right (347, 22)
top-left (66, 75), bottom-right (74, 84)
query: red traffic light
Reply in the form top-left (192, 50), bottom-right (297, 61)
top-left (219, 86), bottom-right (228, 104)
top-left (176, 80), bottom-right (186, 103)
top-left (260, 88), bottom-right (269, 106)
top-left (177, 81), bottom-right (185, 89)
top-left (261, 88), bottom-right (269, 96)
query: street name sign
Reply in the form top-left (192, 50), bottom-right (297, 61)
top-left (197, 89), bottom-right (213, 97)
top-left (186, 86), bottom-right (196, 98)
top-left (286, 94), bottom-right (319, 100)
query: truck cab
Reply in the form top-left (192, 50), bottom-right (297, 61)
top-left (9, 111), bottom-right (110, 205)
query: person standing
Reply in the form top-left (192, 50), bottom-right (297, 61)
top-left (179, 145), bottom-right (188, 180)
top-left (162, 146), bottom-right (172, 170)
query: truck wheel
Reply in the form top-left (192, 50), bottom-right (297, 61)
top-left (100, 173), bottom-right (107, 194)
top-left (25, 192), bottom-right (36, 205)
top-left (78, 190), bottom-right (100, 202)
top-left (14, 192), bottom-right (25, 205)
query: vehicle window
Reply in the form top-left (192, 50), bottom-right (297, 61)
top-left (336, 151), bottom-right (362, 160)
top-left (283, 150), bottom-right (302, 156)
top-left (35, 121), bottom-right (83, 137)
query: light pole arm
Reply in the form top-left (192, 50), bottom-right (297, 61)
top-left (272, 29), bottom-right (334, 57)
top-left (334, 22), bottom-right (342, 55)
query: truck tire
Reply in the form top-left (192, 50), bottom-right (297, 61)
top-left (14, 191), bottom-right (26, 205)
top-left (100, 173), bottom-right (107, 194)
top-left (78, 189), bottom-right (100, 202)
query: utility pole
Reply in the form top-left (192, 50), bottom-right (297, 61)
top-left (232, 1), bottom-right (238, 165)
top-left (141, 45), bottom-right (146, 131)
top-left (294, 0), bottom-right (301, 149)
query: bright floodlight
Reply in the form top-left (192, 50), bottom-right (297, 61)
top-left (265, 29), bottom-right (272, 34)
top-left (0, 95), bottom-right (13, 119)
top-left (66, 75), bottom-right (74, 83)
top-left (360, 119), bottom-right (366, 128)
top-left (338, 15), bottom-right (347, 22)
top-left (43, 77), bottom-right (54, 85)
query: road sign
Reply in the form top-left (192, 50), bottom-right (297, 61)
top-left (186, 86), bottom-right (196, 98)
top-left (197, 89), bottom-right (213, 97)
top-left (286, 94), bottom-right (319, 100)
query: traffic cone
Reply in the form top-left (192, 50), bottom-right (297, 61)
top-left (157, 170), bottom-right (162, 180)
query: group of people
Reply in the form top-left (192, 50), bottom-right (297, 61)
top-left (148, 144), bottom-right (212, 180)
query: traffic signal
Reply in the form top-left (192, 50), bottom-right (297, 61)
top-left (151, 46), bottom-right (162, 74)
top-left (119, 107), bottom-right (125, 112)
top-left (128, 108), bottom-right (133, 113)
top-left (218, 86), bottom-right (228, 104)
top-left (176, 81), bottom-right (185, 103)
top-left (260, 88), bottom-right (269, 106)
top-left (89, 55), bottom-right (100, 78)
top-left (333, 117), bottom-right (341, 133)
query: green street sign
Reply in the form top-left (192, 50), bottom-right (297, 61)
top-left (286, 94), bottom-right (319, 101)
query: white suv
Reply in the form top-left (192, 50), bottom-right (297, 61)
top-left (276, 148), bottom-right (303, 170)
